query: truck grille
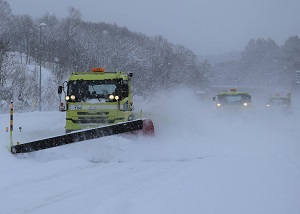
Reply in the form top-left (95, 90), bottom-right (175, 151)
top-left (77, 112), bottom-right (109, 116)
top-left (73, 117), bottom-right (111, 124)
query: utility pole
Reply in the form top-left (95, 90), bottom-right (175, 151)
top-left (39, 23), bottom-right (46, 111)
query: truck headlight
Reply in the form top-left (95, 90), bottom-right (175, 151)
top-left (66, 96), bottom-right (70, 101)
top-left (70, 95), bottom-right (76, 100)
top-left (108, 94), bottom-right (119, 101)
top-left (109, 94), bottom-right (114, 100)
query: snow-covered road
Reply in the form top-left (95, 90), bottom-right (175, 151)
top-left (1, 88), bottom-right (300, 214)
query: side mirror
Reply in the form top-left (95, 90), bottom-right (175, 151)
top-left (58, 86), bottom-right (63, 94)
top-left (213, 97), bottom-right (215, 102)
top-left (59, 102), bottom-right (65, 112)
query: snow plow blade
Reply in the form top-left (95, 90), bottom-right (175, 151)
top-left (11, 119), bottom-right (154, 154)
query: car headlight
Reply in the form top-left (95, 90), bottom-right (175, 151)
top-left (266, 104), bottom-right (271, 107)
top-left (243, 102), bottom-right (248, 106)
top-left (217, 103), bottom-right (221, 107)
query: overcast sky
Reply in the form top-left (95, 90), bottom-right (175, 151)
top-left (7, 0), bottom-right (300, 56)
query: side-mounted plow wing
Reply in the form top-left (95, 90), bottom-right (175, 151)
top-left (11, 119), bottom-right (154, 154)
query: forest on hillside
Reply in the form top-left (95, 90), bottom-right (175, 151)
top-left (0, 1), bottom-right (210, 111)
top-left (0, 0), bottom-right (299, 111)
top-left (212, 37), bottom-right (300, 88)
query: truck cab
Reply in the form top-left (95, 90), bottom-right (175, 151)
top-left (58, 68), bottom-right (135, 133)
top-left (213, 89), bottom-right (253, 111)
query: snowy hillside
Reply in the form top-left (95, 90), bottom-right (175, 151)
top-left (0, 88), bottom-right (300, 214)
top-left (0, 52), bottom-right (59, 113)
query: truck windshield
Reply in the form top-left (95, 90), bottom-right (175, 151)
top-left (218, 94), bottom-right (251, 105)
top-left (67, 80), bottom-right (127, 101)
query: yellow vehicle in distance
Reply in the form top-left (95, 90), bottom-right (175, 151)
top-left (213, 89), bottom-right (253, 111)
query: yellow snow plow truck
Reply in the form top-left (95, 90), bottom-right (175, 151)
top-left (58, 67), bottom-right (154, 133)
top-left (11, 68), bottom-right (154, 154)
top-left (213, 89), bottom-right (253, 112)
